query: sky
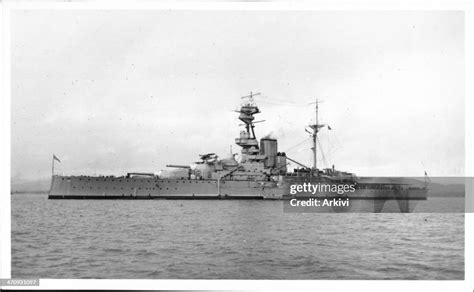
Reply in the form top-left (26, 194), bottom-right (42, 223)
top-left (10, 10), bottom-right (464, 181)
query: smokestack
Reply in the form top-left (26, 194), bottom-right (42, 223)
top-left (260, 138), bottom-right (277, 168)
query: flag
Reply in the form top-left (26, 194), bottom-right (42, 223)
top-left (327, 125), bottom-right (332, 130)
top-left (53, 154), bottom-right (61, 163)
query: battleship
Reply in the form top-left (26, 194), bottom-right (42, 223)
top-left (49, 92), bottom-right (428, 209)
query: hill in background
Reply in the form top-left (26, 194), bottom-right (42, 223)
top-left (11, 178), bottom-right (51, 194)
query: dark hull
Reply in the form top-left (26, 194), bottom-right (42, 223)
top-left (48, 195), bottom-right (265, 200)
top-left (48, 175), bottom-right (427, 200)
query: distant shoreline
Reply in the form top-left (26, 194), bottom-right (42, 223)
top-left (11, 191), bottom-right (48, 195)
top-left (428, 192), bottom-right (465, 197)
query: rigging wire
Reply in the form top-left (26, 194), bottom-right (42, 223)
top-left (318, 134), bottom-right (342, 160)
top-left (258, 100), bottom-right (303, 107)
top-left (317, 136), bottom-right (328, 168)
top-left (258, 95), bottom-right (310, 107)
top-left (283, 138), bottom-right (310, 153)
top-left (256, 94), bottom-right (346, 168)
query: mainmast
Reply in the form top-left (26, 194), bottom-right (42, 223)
top-left (306, 99), bottom-right (329, 172)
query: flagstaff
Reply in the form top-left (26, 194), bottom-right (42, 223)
top-left (52, 154), bottom-right (61, 176)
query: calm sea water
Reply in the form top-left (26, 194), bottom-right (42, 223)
top-left (11, 194), bottom-right (464, 279)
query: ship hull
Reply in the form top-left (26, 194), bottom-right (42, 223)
top-left (48, 175), bottom-right (428, 201)
top-left (48, 175), bottom-right (283, 199)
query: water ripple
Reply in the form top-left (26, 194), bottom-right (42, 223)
top-left (11, 194), bottom-right (464, 279)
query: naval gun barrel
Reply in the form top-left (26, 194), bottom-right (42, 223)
top-left (166, 165), bottom-right (191, 169)
top-left (220, 166), bottom-right (243, 179)
top-left (126, 172), bottom-right (155, 178)
top-left (285, 156), bottom-right (310, 169)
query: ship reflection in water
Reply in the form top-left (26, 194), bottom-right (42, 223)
top-left (284, 197), bottom-right (422, 213)
top-left (48, 93), bottom-right (428, 209)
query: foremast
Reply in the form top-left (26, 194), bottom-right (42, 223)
top-left (235, 92), bottom-right (265, 162)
